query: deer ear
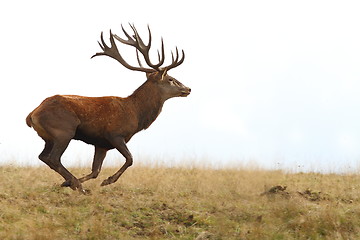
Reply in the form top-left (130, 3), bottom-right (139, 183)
top-left (160, 69), bottom-right (168, 81)
top-left (146, 72), bottom-right (153, 79)
top-left (146, 71), bottom-right (161, 82)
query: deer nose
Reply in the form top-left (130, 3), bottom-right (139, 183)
top-left (187, 88), bottom-right (191, 92)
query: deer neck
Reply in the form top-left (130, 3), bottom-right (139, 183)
top-left (128, 80), bottom-right (165, 131)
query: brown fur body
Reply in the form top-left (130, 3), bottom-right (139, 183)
top-left (27, 80), bottom-right (163, 148)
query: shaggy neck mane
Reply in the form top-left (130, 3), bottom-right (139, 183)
top-left (128, 80), bottom-right (165, 131)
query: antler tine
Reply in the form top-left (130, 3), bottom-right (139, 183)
top-left (147, 25), bottom-right (152, 49)
top-left (97, 32), bottom-right (106, 51)
top-left (157, 50), bottom-right (161, 62)
top-left (177, 49), bottom-right (185, 66)
top-left (157, 38), bottom-right (165, 67)
top-left (123, 23), bottom-right (133, 40)
top-left (136, 49), bottom-right (144, 67)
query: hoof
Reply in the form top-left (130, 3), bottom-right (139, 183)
top-left (61, 179), bottom-right (83, 191)
top-left (100, 178), bottom-right (112, 186)
top-left (61, 180), bottom-right (72, 187)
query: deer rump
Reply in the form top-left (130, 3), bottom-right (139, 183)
top-left (28, 95), bottom-right (139, 149)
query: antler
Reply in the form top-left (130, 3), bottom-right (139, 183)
top-left (92, 24), bottom-right (185, 73)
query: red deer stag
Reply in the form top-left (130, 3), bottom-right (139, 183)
top-left (26, 24), bottom-right (191, 193)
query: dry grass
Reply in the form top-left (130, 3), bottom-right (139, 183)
top-left (0, 165), bottom-right (360, 239)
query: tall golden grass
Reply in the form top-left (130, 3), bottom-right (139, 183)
top-left (0, 165), bottom-right (360, 239)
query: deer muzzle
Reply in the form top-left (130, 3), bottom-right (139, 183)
top-left (180, 87), bottom-right (191, 97)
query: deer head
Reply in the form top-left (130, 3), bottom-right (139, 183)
top-left (91, 24), bottom-right (191, 100)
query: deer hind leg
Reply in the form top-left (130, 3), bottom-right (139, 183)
top-left (79, 146), bottom-right (107, 183)
top-left (101, 136), bottom-right (133, 186)
top-left (39, 137), bottom-right (83, 192)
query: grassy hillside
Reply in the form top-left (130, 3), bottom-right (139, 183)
top-left (0, 166), bottom-right (360, 239)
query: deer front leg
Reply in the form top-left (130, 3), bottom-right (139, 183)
top-left (101, 136), bottom-right (133, 186)
top-left (78, 146), bottom-right (107, 183)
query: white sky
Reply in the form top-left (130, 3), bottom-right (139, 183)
top-left (1, 1), bottom-right (360, 172)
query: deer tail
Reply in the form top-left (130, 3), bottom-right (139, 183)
top-left (26, 112), bottom-right (33, 127)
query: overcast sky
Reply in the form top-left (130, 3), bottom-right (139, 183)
top-left (1, 1), bottom-right (360, 172)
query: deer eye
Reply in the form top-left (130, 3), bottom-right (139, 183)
top-left (168, 78), bottom-right (173, 82)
